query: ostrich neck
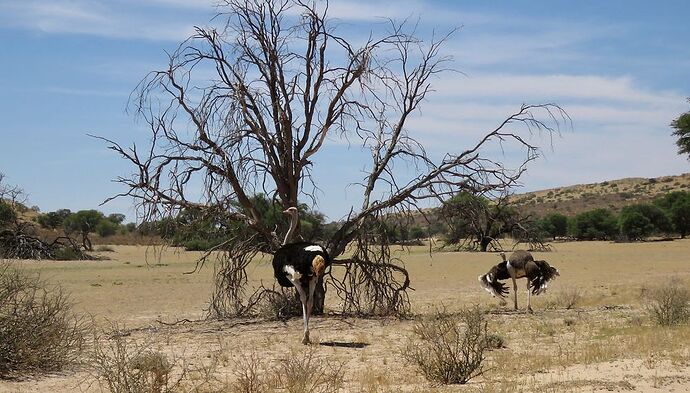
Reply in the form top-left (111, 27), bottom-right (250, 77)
top-left (283, 211), bottom-right (298, 245)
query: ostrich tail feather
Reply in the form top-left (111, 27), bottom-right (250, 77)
top-left (479, 274), bottom-right (508, 298)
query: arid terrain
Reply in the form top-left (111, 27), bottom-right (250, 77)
top-left (513, 172), bottom-right (690, 217)
top-left (2, 239), bottom-right (690, 392)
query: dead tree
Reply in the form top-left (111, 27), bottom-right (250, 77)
top-left (97, 0), bottom-right (568, 318)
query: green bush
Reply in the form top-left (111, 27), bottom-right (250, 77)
top-left (0, 201), bottom-right (16, 228)
top-left (182, 238), bottom-right (221, 251)
top-left (0, 264), bottom-right (86, 378)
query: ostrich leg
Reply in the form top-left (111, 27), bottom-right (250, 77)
top-left (303, 279), bottom-right (318, 344)
top-left (511, 275), bottom-right (518, 310)
top-left (291, 282), bottom-right (310, 344)
top-left (526, 280), bottom-right (533, 313)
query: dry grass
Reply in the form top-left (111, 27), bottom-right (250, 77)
top-left (2, 239), bottom-right (690, 392)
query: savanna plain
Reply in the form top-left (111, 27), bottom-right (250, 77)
top-left (2, 239), bottom-right (690, 392)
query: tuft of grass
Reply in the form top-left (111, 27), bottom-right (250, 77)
top-left (96, 245), bottom-right (116, 252)
top-left (403, 306), bottom-right (489, 385)
top-left (644, 279), bottom-right (690, 326)
top-left (0, 263), bottom-right (86, 379)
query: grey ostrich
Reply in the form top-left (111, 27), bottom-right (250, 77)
top-left (272, 207), bottom-right (331, 344)
top-left (479, 250), bottom-right (559, 312)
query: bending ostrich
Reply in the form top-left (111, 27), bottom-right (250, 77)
top-left (272, 207), bottom-right (331, 344)
top-left (478, 250), bottom-right (559, 312)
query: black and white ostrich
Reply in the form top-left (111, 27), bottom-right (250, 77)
top-left (478, 250), bottom-right (559, 312)
top-left (272, 207), bottom-right (331, 344)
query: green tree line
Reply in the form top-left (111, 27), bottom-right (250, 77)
top-left (536, 191), bottom-right (690, 241)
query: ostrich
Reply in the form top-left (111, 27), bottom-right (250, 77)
top-left (272, 207), bottom-right (331, 344)
top-left (478, 250), bottom-right (559, 312)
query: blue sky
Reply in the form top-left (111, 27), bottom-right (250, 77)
top-left (1, 0), bottom-right (689, 222)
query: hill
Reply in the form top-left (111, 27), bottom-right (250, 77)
top-left (511, 173), bottom-right (690, 218)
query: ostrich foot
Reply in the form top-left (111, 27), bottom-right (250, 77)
top-left (527, 306), bottom-right (534, 314)
top-left (302, 331), bottom-right (310, 345)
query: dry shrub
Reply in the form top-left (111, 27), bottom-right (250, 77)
top-left (89, 328), bottom-right (179, 393)
top-left (229, 352), bottom-right (267, 393)
top-left (483, 333), bottom-right (506, 350)
top-left (545, 286), bottom-right (582, 310)
top-left (0, 263), bottom-right (86, 378)
top-left (227, 348), bottom-right (343, 393)
top-left (645, 279), bottom-right (690, 326)
top-left (257, 288), bottom-right (302, 320)
top-left (272, 348), bottom-right (345, 393)
top-left (403, 306), bottom-right (489, 384)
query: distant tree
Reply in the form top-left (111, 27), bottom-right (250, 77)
top-left (619, 203), bottom-right (672, 238)
top-left (95, 219), bottom-right (119, 238)
top-left (671, 102), bottom-right (690, 160)
top-left (656, 191), bottom-right (690, 238)
top-left (539, 213), bottom-right (569, 239)
top-left (619, 211), bottom-right (654, 240)
top-left (123, 222), bottom-right (137, 233)
top-left (106, 213), bottom-right (126, 225)
top-left (63, 210), bottom-right (105, 251)
top-left (442, 192), bottom-right (519, 251)
top-left (410, 226), bottom-right (426, 239)
top-left (0, 173), bottom-right (25, 205)
top-left (36, 209), bottom-right (72, 230)
top-left (0, 201), bottom-right (16, 229)
top-left (569, 208), bottom-right (618, 240)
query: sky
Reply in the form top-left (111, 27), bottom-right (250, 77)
top-left (1, 0), bottom-right (689, 222)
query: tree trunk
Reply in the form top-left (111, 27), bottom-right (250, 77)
top-left (479, 236), bottom-right (491, 252)
top-left (81, 232), bottom-right (92, 251)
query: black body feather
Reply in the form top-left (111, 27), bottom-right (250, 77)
top-left (272, 242), bottom-right (331, 287)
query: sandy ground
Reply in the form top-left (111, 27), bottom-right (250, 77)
top-left (1, 240), bottom-right (689, 392)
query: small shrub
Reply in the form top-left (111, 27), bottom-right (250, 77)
top-left (89, 328), bottom-right (179, 393)
top-left (53, 245), bottom-right (85, 260)
top-left (0, 263), bottom-right (86, 378)
top-left (645, 280), bottom-right (690, 326)
top-left (564, 318), bottom-right (577, 327)
top-left (272, 348), bottom-right (345, 393)
top-left (258, 288), bottom-right (302, 320)
top-left (230, 352), bottom-right (269, 393)
top-left (403, 306), bottom-right (489, 384)
top-left (182, 238), bottom-right (220, 251)
top-left (545, 286), bottom-right (582, 310)
top-left (483, 333), bottom-right (505, 350)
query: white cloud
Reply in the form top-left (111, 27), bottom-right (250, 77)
top-left (0, 0), bottom-right (209, 41)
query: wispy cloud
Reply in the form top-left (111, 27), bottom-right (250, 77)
top-left (0, 0), bottom-right (210, 41)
